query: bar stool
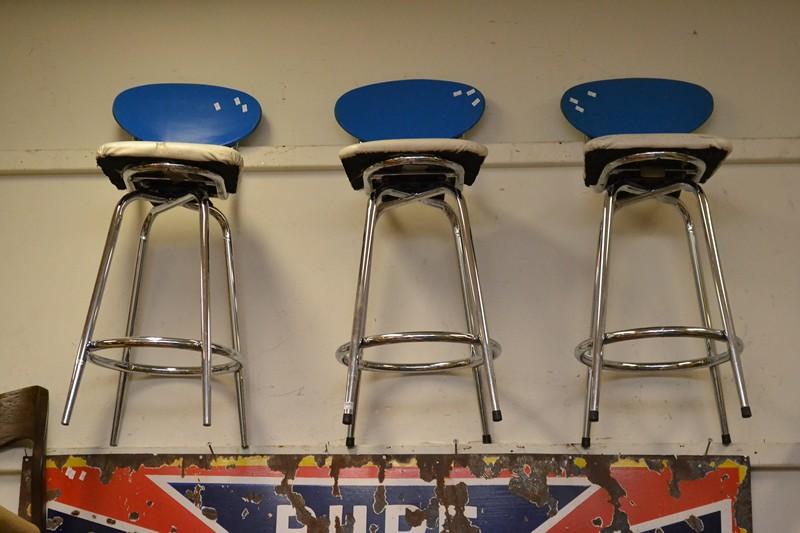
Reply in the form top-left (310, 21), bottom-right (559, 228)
top-left (334, 79), bottom-right (502, 447)
top-left (561, 78), bottom-right (751, 447)
top-left (61, 83), bottom-right (261, 447)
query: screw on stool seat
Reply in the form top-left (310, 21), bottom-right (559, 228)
top-left (61, 84), bottom-right (261, 447)
top-left (334, 80), bottom-right (503, 447)
top-left (561, 78), bottom-right (751, 448)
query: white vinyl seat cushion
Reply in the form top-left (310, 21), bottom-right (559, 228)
top-left (96, 141), bottom-right (243, 194)
top-left (585, 133), bottom-right (732, 153)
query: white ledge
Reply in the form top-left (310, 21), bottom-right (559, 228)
top-left (1, 137), bottom-right (799, 176)
top-left (32, 440), bottom-right (800, 468)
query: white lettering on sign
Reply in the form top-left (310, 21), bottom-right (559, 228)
top-left (329, 505), bottom-right (368, 533)
top-left (277, 504), bottom-right (316, 532)
top-left (385, 505), bottom-right (426, 533)
top-left (272, 501), bottom-right (479, 532)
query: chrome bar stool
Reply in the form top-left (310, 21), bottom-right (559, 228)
top-left (561, 78), bottom-right (751, 447)
top-left (62, 84), bottom-right (261, 447)
top-left (334, 79), bottom-right (502, 447)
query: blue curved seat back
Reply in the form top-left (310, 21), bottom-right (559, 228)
top-left (335, 79), bottom-right (485, 141)
top-left (112, 83), bottom-right (262, 146)
top-left (561, 78), bottom-right (713, 138)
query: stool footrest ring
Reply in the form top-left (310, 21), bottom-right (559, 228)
top-left (336, 331), bottom-right (501, 374)
top-left (575, 326), bottom-right (744, 371)
top-left (86, 336), bottom-right (242, 376)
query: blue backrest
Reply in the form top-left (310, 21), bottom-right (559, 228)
top-left (334, 79), bottom-right (485, 142)
top-left (560, 78), bottom-right (713, 138)
top-left (112, 83), bottom-right (262, 146)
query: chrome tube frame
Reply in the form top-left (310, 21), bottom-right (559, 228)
top-left (362, 156), bottom-right (465, 193)
top-left (123, 162), bottom-right (230, 199)
top-left (592, 151), bottom-right (706, 193)
top-left (579, 160), bottom-right (750, 447)
top-left (339, 157), bottom-right (502, 447)
top-left (62, 181), bottom-right (248, 448)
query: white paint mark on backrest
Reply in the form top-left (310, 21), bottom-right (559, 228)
top-left (213, 102), bottom-right (222, 111)
top-left (569, 97), bottom-right (579, 105)
top-left (234, 97), bottom-right (241, 106)
top-left (241, 104), bottom-right (248, 113)
top-left (587, 90), bottom-right (597, 97)
top-left (472, 98), bottom-right (481, 107)
top-left (575, 105), bottom-right (584, 113)
top-left (466, 88), bottom-right (476, 96)
top-left (452, 90), bottom-right (463, 97)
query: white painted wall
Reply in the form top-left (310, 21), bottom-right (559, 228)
top-left (1, 0), bottom-right (799, 151)
top-left (1, 1), bottom-right (799, 530)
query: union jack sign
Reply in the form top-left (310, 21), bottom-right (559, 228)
top-left (46, 454), bottom-right (750, 532)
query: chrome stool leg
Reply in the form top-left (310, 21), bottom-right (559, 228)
top-left (428, 196), bottom-right (492, 443)
top-left (582, 191), bottom-right (616, 447)
top-left (579, 183), bottom-right (747, 447)
top-left (336, 182), bottom-right (502, 447)
top-left (342, 192), bottom-right (380, 448)
top-left (108, 193), bottom-right (201, 444)
top-left (452, 190), bottom-right (503, 422)
top-left (671, 197), bottom-right (731, 444)
top-left (62, 192), bottom-right (144, 426)
top-left (581, 371), bottom-right (594, 448)
top-left (588, 191), bottom-right (616, 423)
top-left (209, 205), bottom-right (248, 448)
top-left (65, 184), bottom-right (247, 445)
top-left (196, 192), bottom-right (213, 427)
top-left (691, 184), bottom-right (751, 418)
top-left (110, 206), bottom-right (156, 445)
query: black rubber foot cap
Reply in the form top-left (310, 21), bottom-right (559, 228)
top-left (589, 410), bottom-right (599, 422)
top-left (741, 406), bottom-right (752, 418)
top-left (581, 437), bottom-right (591, 448)
top-left (722, 433), bottom-right (732, 445)
top-left (482, 434), bottom-right (492, 444)
top-left (492, 410), bottom-right (503, 422)
top-left (345, 437), bottom-right (355, 448)
top-left (342, 413), bottom-right (353, 425)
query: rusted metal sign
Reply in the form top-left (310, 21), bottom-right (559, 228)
top-left (45, 454), bottom-right (750, 532)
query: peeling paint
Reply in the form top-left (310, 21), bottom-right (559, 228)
top-left (45, 516), bottom-right (63, 530)
top-left (45, 453), bottom-right (751, 532)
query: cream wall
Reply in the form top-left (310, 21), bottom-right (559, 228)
top-left (1, 1), bottom-right (799, 531)
top-left (1, 0), bottom-right (799, 151)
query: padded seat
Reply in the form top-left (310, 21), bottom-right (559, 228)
top-left (97, 141), bottom-right (243, 196)
top-left (339, 138), bottom-right (488, 190)
top-left (584, 134), bottom-right (731, 189)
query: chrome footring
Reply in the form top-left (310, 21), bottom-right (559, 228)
top-left (336, 331), bottom-right (501, 373)
top-left (87, 336), bottom-right (242, 376)
top-left (576, 326), bottom-right (743, 371)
